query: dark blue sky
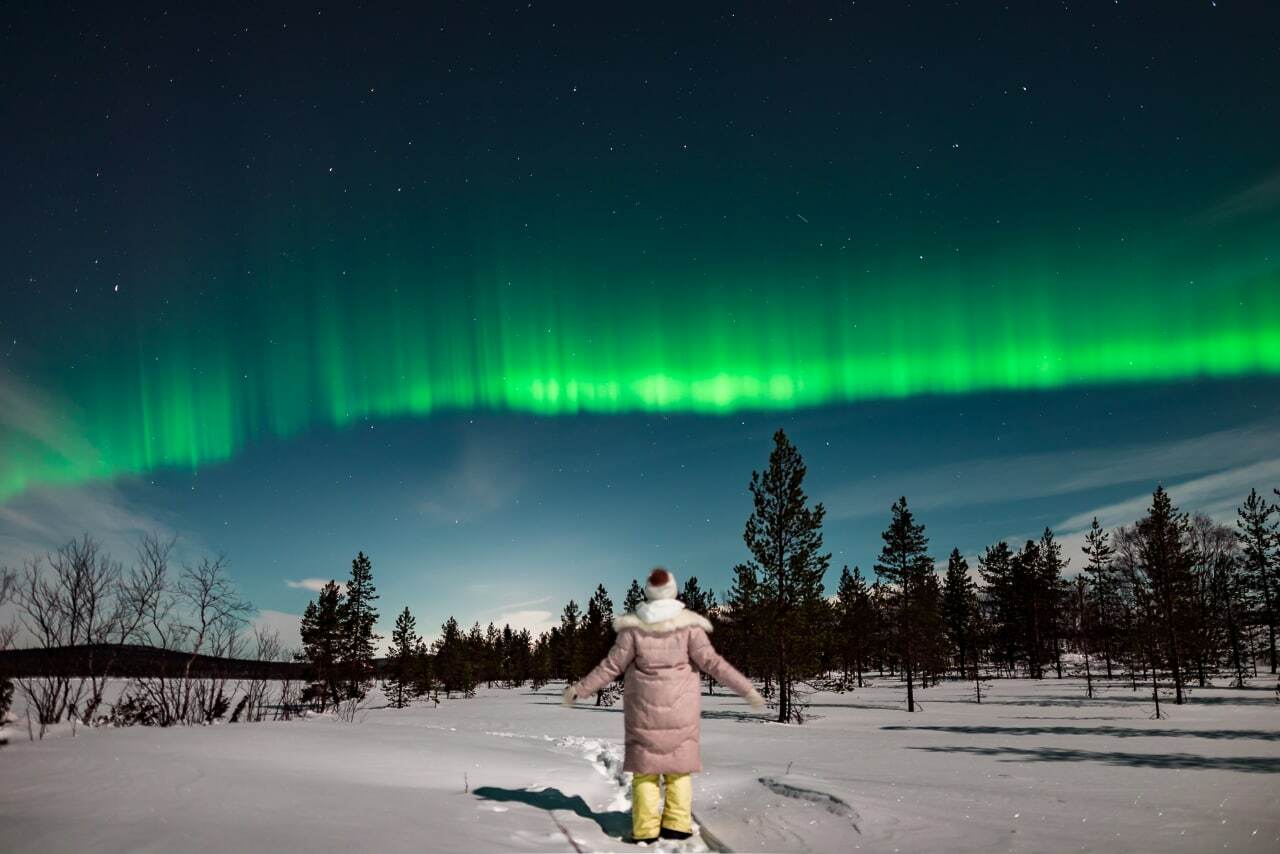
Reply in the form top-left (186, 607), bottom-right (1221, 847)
top-left (1, 2), bottom-right (1278, 646)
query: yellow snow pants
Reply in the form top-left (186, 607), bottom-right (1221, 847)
top-left (632, 772), bottom-right (692, 840)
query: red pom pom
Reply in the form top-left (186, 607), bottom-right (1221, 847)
top-left (648, 568), bottom-right (670, 586)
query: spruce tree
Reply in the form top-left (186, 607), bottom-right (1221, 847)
top-left (743, 429), bottom-right (830, 723)
top-left (942, 549), bottom-right (974, 677)
top-left (342, 552), bottom-right (380, 699)
top-left (1237, 489), bottom-right (1278, 674)
top-left (384, 607), bottom-right (420, 708)
top-left (875, 496), bottom-right (931, 712)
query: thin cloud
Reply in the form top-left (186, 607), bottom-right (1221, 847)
top-left (996, 457), bottom-right (1280, 577)
top-left (418, 438), bottom-right (526, 525)
top-left (828, 420), bottom-right (1280, 520)
top-left (285, 578), bottom-right (344, 593)
top-left (490, 608), bottom-right (557, 637)
top-left (1203, 169), bottom-right (1280, 224)
top-left (485, 595), bottom-right (552, 613)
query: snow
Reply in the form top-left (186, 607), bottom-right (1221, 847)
top-left (1, 677), bottom-right (1278, 852)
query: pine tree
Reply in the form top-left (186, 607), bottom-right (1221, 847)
top-left (384, 607), bottom-right (420, 708)
top-left (1237, 489), bottom-right (1278, 674)
top-left (978, 541), bottom-right (1017, 676)
top-left (834, 566), bottom-right (874, 688)
top-left (298, 580), bottom-right (345, 710)
top-left (1038, 528), bottom-right (1069, 679)
top-left (432, 616), bottom-right (468, 698)
top-left (557, 600), bottom-right (582, 682)
top-left (623, 578), bottom-right (645, 614)
top-left (583, 585), bottom-right (617, 704)
top-left (681, 576), bottom-right (715, 615)
top-left (941, 549), bottom-right (975, 677)
top-left (1135, 486), bottom-right (1196, 705)
top-left (875, 496), bottom-right (931, 712)
top-left (723, 563), bottom-right (764, 688)
top-left (1081, 518), bottom-right (1117, 677)
top-left (483, 622), bottom-right (501, 688)
top-left (342, 552), bottom-right (380, 699)
top-left (743, 429), bottom-right (830, 723)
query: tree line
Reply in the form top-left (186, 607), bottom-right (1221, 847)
top-left (4, 430), bottom-right (1277, 730)
top-left (336, 430), bottom-right (1279, 724)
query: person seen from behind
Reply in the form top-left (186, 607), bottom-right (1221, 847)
top-left (563, 567), bottom-right (764, 844)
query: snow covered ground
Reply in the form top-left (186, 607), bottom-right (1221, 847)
top-left (2, 676), bottom-right (1278, 852)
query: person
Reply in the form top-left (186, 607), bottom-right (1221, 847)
top-left (563, 567), bottom-right (764, 844)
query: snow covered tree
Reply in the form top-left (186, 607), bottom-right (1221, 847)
top-left (384, 607), bottom-right (420, 708)
top-left (1237, 489), bottom-right (1278, 674)
top-left (743, 429), bottom-right (830, 723)
top-left (875, 496), bottom-right (931, 712)
top-left (341, 552), bottom-right (380, 699)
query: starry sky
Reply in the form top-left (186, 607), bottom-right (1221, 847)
top-left (2, 2), bottom-right (1278, 646)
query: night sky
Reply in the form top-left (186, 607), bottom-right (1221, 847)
top-left (2, 2), bottom-right (1278, 644)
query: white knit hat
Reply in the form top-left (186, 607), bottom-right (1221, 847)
top-left (644, 567), bottom-right (677, 601)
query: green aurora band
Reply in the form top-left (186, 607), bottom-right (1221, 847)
top-left (4, 231), bottom-right (1279, 500)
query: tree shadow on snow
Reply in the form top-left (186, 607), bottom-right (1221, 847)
top-left (473, 786), bottom-right (632, 838)
top-left (884, 724), bottom-right (1280, 741)
top-left (910, 744), bottom-right (1280, 773)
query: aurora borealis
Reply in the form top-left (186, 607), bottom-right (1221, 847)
top-left (5, 228), bottom-right (1279, 500)
top-left (2, 3), bottom-right (1280, 628)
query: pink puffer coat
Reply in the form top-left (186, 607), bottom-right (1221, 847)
top-left (570, 601), bottom-right (757, 774)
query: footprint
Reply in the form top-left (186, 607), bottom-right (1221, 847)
top-left (758, 776), bottom-right (861, 833)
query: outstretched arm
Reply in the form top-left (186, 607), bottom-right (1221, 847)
top-left (688, 628), bottom-right (764, 709)
top-left (566, 631), bottom-right (636, 703)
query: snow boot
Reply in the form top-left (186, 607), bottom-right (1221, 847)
top-left (660, 826), bottom-right (693, 840)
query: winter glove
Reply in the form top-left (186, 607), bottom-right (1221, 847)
top-left (745, 689), bottom-right (766, 711)
top-left (562, 685), bottom-right (579, 707)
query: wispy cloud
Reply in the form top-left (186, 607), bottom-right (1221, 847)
top-left (828, 420), bottom-right (1280, 520)
top-left (418, 438), bottom-right (526, 525)
top-left (489, 608), bottom-right (557, 637)
top-left (1203, 169), bottom-right (1280, 224)
top-left (284, 578), bottom-right (344, 593)
top-left (250, 609), bottom-right (304, 651)
top-left (996, 457), bottom-right (1280, 576)
top-left (0, 481), bottom-right (199, 570)
top-left (0, 370), bottom-right (102, 500)
top-left (485, 594), bottom-right (552, 613)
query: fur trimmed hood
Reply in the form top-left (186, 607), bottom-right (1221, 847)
top-left (612, 599), bottom-right (713, 634)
